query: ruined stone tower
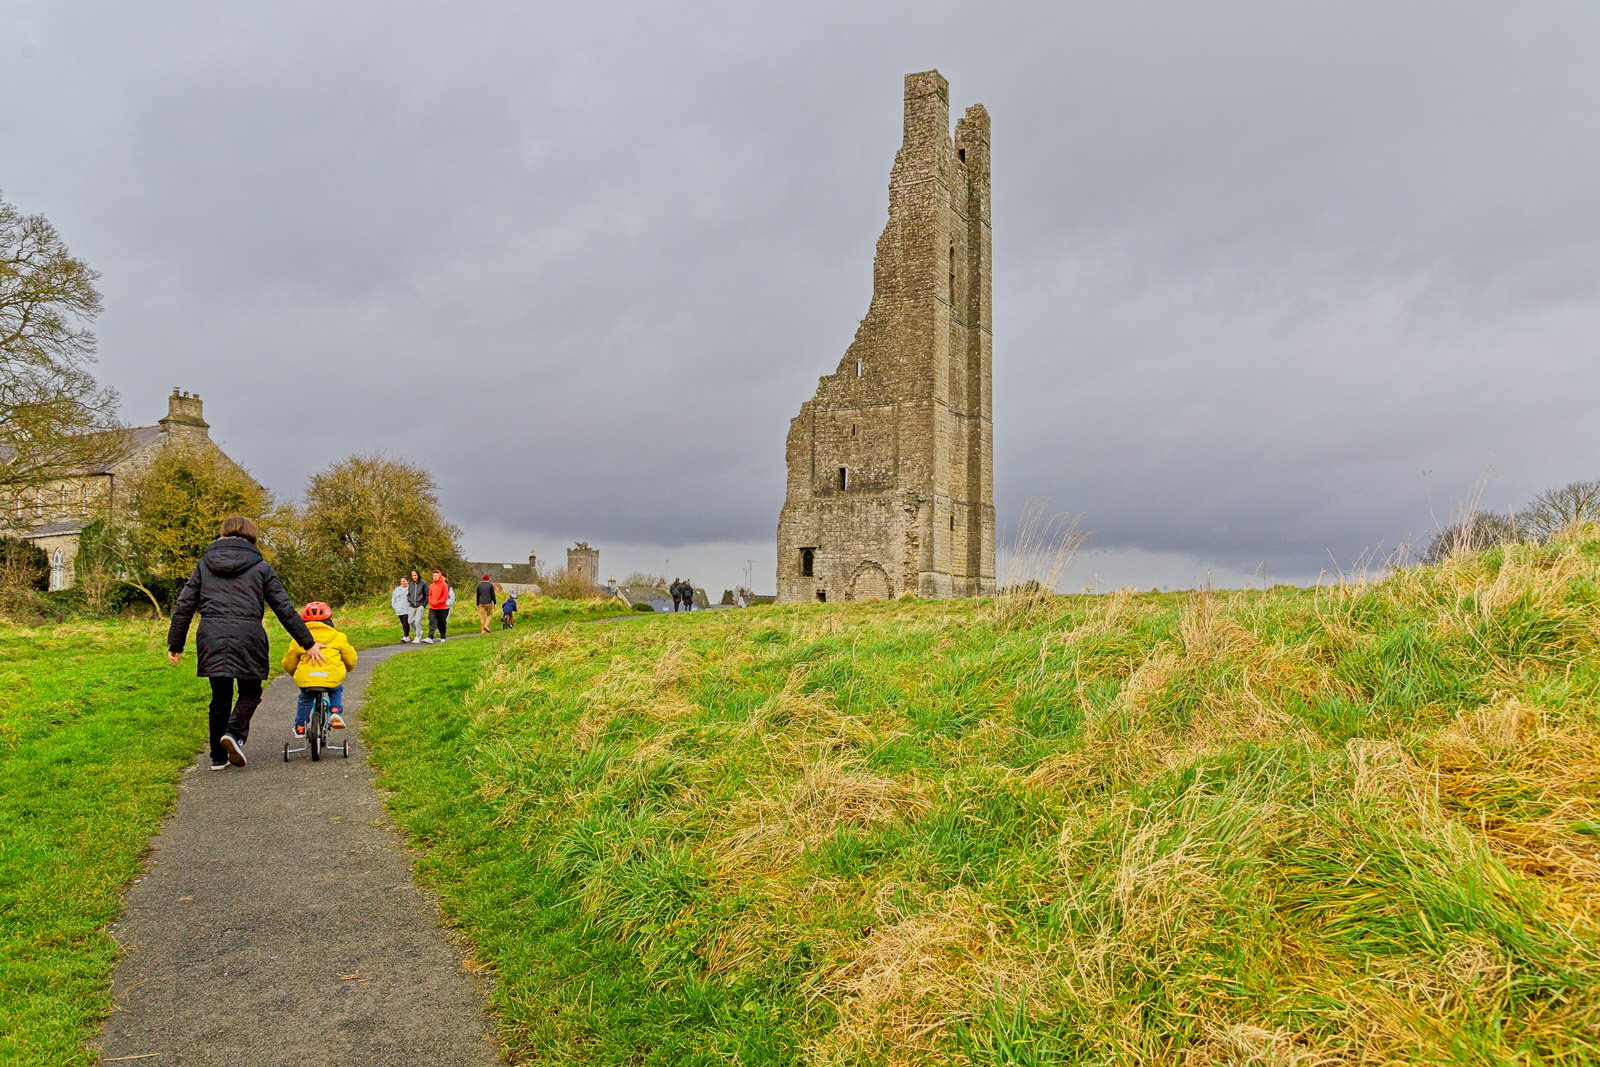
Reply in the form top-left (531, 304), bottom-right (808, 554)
top-left (567, 542), bottom-right (600, 587)
top-left (776, 70), bottom-right (994, 604)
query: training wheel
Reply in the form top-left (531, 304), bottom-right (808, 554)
top-left (342, 741), bottom-right (350, 758)
top-left (283, 742), bottom-right (290, 762)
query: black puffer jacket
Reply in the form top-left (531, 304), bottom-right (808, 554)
top-left (167, 536), bottom-right (317, 680)
top-left (406, 577), bottom-right (429, 609)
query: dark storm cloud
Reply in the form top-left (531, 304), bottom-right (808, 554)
top-left (4, 1), bottom-right (1598, 584)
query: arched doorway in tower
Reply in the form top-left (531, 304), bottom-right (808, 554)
top-left (846, 562), bottom-right (891, 601)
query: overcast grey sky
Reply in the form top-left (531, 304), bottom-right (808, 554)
top-left (4, 2), bottom-right (1597, 594)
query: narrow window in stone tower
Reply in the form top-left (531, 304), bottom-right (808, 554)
top-left (855, 360), bottom-right (862, 377)
top-left (949, 242), bottom-right (956, 304)
top-left (839, 467), bottom-right (849, 490)
top-left (950, 514), bottom-right (955, 531)
top-left (958, 147), bottom-right (966, 163)
top-left (800, 547), bottom-right (815, 577)
top-left (851, 424), bottom-right (857, 437)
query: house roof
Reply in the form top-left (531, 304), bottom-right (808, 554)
top-left (0, 425), bottom-right (163, 475)
top-left (20, 519), bottom-right (93, 538)
top-left (86, 425), bottom-right (163, 473)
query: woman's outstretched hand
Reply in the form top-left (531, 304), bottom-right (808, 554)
top-left (167, 651), bottom-right (181, 666)
top-left (306, 642), bottom-right (328, 665)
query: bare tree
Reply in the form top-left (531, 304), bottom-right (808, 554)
top-left (0, 190), bottom-right (122, 512)
top-left (1421, 510), bottom-right (1522, 564)
top-left (1518, 480), bottom-right (1600, 542)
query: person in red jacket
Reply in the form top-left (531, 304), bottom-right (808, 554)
top-left (423, 569), bottom-right (452, 643)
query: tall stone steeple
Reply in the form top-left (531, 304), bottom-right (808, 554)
top-left (776, 71), bottom-right (994, 603)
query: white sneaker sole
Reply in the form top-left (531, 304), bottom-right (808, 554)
top-left (220, 734), bottom-right (247, 767)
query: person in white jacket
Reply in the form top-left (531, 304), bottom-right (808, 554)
top-left (391, 578), bottom-right (414, 642)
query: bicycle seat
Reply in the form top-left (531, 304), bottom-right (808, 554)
top-left (300, 686), bottom-right (332, 697)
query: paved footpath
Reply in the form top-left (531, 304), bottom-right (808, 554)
top-left (99, 642), bottom-right (500, 1066)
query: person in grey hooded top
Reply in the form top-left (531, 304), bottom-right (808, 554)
top-left (167, 515), bottom-right (325, 770)
top-left (391, 577), bottom-right (413, 641)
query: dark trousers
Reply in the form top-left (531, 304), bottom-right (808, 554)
top-left (428, 608), bottom-right (449, 639)
top-left (672, 597), bottom-right (681, 612)
top-left (398, 613), bottom-right (412, 638)
top-left (208, 677), bottom-right (264, 761)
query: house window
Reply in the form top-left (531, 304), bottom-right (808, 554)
top-left (839, 467), bottom-right (849, 491)
top-left (79, 484), bottom-right (88, 516)
top-left (50, 548), bottom-right (65, 591)
top-left (33, 491), bottom-right (42, 518)
top-left (800, 548), bottom-right (815, 577)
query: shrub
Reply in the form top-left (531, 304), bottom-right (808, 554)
top-left (633, 602), bottom-right (655, 612)
top-left (0, 536), bottom-right (49, 592)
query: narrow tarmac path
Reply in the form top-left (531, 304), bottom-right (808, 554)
top-left (99, 640), bottom-right (500, 1066)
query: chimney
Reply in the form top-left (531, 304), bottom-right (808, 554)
top-left (159, 388), bottom-right (211, 440)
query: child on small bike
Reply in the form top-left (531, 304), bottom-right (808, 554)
top-left (282, 602), bottom-right (358, 735)
top-left (501, 592), bottom-right (518, 629)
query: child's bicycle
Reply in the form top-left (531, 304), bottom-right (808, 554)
top-left (283, 687), bottom-right (349, 762)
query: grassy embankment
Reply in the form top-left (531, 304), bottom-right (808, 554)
top-left (363, 535), bottom-right (1600, 1065)
top-left (0, 594), bottom-right (624, 1066)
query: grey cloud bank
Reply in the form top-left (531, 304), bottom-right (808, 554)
top-left (3, 1), bottom-right (1597, 595)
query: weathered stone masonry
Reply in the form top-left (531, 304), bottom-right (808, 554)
top-left (776, 70), bottom-right (995, 603)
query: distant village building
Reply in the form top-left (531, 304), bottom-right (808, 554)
top-left (1, 389), bottom-right (250, 590)
top-left (612, 581), bottom-right (709, 611)
top-left (567, 542), bottom-right (600, 586)
top-left (776, 71), bottom-right (996, 604)
top-left (462, 551), bottom-right (542, 596)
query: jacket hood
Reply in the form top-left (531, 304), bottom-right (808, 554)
top-left (305, 619), bottom-right (340, 641)
top-left (202, 536), bottom-right (264, 578)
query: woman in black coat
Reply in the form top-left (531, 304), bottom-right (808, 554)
top-left (167, 515), bottom-right (326, 770)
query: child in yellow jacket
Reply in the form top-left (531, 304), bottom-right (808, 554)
top-left (283, 602), bottom-right (358, 735)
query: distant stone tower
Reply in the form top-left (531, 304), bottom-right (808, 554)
top-left (776, 70), bottom-right (994, 604)
top-left (567, 542), bottom-right (599, 587)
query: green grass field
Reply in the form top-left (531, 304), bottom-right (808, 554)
top-left (0, 594), bottom-right (622, 1066)
top-left (361, 536), bottom-right (1600, 1066)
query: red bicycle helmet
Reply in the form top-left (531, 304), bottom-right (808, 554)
top-left (300, 601), bottom-right (332, 622)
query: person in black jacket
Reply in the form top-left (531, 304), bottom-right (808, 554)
top-left (680, 580), bottom-right (694, 611)
top-left (670, 579), bottom-right (682, 612)
top-left (475, 574), bottom-right (497, 634)
top-left (167, 515), bottom-right (326, 770)
top-left (405, 568), bottom-right (428, 642)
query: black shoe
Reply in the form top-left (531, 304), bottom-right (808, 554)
top-left (220, 733), bottom-right (247, 767)
top-left (210, 759), bottom-right (228, 771)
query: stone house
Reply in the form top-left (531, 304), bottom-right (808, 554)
top-left (464, 554), bottom-right (543, 596)
top-left (776, 71), bottom-right (996, 604)
top-left (1, 389), bottom-right (250, 590)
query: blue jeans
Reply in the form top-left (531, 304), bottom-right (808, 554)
top-left (295, 684), bottom-right (344, 728)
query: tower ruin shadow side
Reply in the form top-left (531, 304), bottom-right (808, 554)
top-left (776, 70), bottom-right (994, 604)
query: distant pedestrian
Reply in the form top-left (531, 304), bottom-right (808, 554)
top-left (391, 577), bottom-right (413, 642)
top-left (680, 579), bottom-right (694, 611)
top-left (406, 568), bottom-right (428, 640)
top-left (166, 515), bottom-right (327, 770)
top-left (501, 592), bottom-right (518, 629)
top-left (425, 569), bottom-right (452, 642)
top-left (476, 574), bottom-right (497, 633)
top-left (670, 579), bottom-right (683, 612)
